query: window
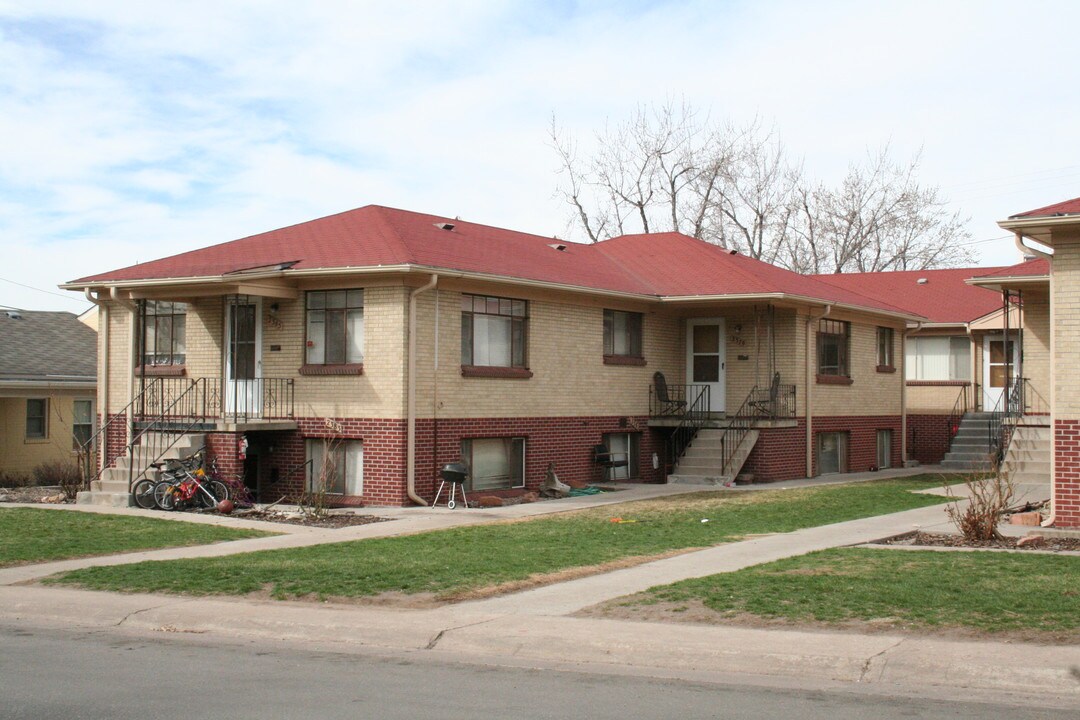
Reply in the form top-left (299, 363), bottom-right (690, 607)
top-left (817, 431), bottom-right (848, 474)
top-left (72, 400), bottom-right (94, 449)
top-left (461, 294), bottom-right (527, 368)
top-left (876, 429), bottom-right (892, 470)
top-left (603, 432), bottom-right (640, 480)
top-left (141, 301), bottom-right (187, 365)
top-left (905, 336), bottom-right (971, 381)
top-left (603, 310), bottom-right (643, 358)
top-left (817, 319), bottom-right (850, 376)
top-left (876, 327), bottom-right (894, 368)
top-left (306, 290), bottom-right (364, 365)
top-left (460, 437), bottom-right (525, 491)
top-left (26, 399), bottom-right (47, 439)
top-left (306, 439), bottom-right (363, 495)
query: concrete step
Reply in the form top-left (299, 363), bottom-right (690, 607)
top-left (667, 474), bottom-right (733, 486)
top-left (1009, 471), bottom-right (1051, 483)
top-left (75, 490), bottom-right (131, 507)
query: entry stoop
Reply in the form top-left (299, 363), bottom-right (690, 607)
top-left (940, 412), bottom-right (995, 471)
top-left (76, 433), bottom-right (205, 507)
top-left (669, 428), bottom-right (759, 486)
top-left (1000, 424), bottom-right (1051, 484)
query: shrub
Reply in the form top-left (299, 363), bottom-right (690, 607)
top-left (0, 470), bottom-right (33, 488)
top-left (944, 471), bottom-right (1015, 542)
top-left (33, 461), bottom-right (83, 500)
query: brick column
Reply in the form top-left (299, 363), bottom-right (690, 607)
top-left (1051, 235), bottom-right (1080, 527)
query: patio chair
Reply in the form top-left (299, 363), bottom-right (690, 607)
top-left (653, 371), bottom-right (687, 416)
top-left (593, 443), bottom-right (629, 483)
top-left (749, 372), bottom-right (781, 418)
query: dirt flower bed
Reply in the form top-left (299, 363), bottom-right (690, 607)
top-left (0, 486), bottom-right (68, 504)
top-left (232, 509), bottom-right (393, 529)
top-left (881, 530), bottom-right (1080, 552)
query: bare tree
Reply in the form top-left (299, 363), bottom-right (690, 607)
top-left (551, 106), bottom-right (973, 272)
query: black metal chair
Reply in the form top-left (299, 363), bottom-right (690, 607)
top-left (593, 443), bottom-right (628, 483)
top-left (749, 372), bottom-right (781, 418)
top-left (653, 371), bottom-right (686, 416)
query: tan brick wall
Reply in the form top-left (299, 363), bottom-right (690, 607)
top-left (0, 393), bottom-right (93, 474)
top-left (103, 299), bottom-right (132, 412)
top-left (1021, 290), bottom-right (1051, 413)
top-left (807, 309), bottom-right (905, 417)
top-left (1053, 234), bottom-right (1080, 418)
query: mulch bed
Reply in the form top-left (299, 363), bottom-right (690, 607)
top-left (231, 509), bottom-right (394, 529)
top-left (0, 486), bottom-right (69, 504)
top-left (881, 530), bottom-right (1080, 552)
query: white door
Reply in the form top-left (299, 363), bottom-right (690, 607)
top-left (225, 299), bottom-right (262, 418)
top-left (686, 318), bottom-right (726, 413)
top-left (982, 334), bottom-right (1018, 410)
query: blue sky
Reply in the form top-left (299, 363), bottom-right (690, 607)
top-left (2, 0), bottom-right (1079, 311)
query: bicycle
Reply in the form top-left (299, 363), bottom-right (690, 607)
top-left (149, 453), bottom-right (230, 512)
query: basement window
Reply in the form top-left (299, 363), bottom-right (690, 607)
top-left (461, 437), bottom-right (525, 491)
top-left (817, 431), bottom-right (848, 475)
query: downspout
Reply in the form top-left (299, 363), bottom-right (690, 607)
top-left (1014, 232), bottom-right (1053, 261)
top-left (406, 274), bottom-right (438, 506)
top-left (804, 304), bottom-right (832, 477)
top-left (1044, 262), bottom-right (1057, 527)
top-left (110, 288), bottom-right (138, 449)
top-left (901, 321), bottom-right (923, 465)
top-left (84, 289), bottom-right (108, 471)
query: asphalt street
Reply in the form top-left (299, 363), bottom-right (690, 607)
top-left (0, 622), bottom-right (1066, 720)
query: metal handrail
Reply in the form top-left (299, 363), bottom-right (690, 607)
top-left (946, 385), bottom-right (969, 440)
top-left (667, 385), bottom-right (710, 469)
top-left (76, 379), bottom-right (165, 490)
top-left (988, 377), bottom-right (1026, 466)
top-left (126, 378), bottom-right (214, 490)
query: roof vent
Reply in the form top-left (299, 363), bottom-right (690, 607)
top-left (434, 222), bottom-right (455, 231)
top-left (4, 310), bottom-right (22, 319)
top-left (548, 243), bottom-right (568, 252)
top-left (729, 249), bottom-right (738, 255)
top-left (916, 278), bottom-right (928, 284)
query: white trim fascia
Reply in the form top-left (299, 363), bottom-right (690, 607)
top-left (998, 215), bottom-right (1080, 236)
top-left (63, 264), bottom-right (923, 322)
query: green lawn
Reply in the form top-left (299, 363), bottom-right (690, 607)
top-left (49, 475), bottom-right (958, 600)
top-left (0, 508), bottom-right (273, 568)
top-left (608, 548), bottom-right (1080, 636)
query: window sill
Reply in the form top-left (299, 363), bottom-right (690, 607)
top-left (136, 365), bottom-right (186, 377)
top-left (603, 355), bottom-right (647, 367)
top-left (816, 374), bottom-right (853, 386)
top-left (876, 365), bottom-right (896, 374)
top-left (299, 363), bottom-right (364, 376)
top-left (906, 380), bottom-right (971, 387)
top-left (461, 365), bottom-right (533, 379)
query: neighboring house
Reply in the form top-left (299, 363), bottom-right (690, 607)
top-left (974, 199), bottom-right (1072, 527)
top-left (0, 308), bottom-right (97, 477)
top-left (813, 267), bottom-right (1037, 464)
top-left (63, 205), bottom-right (923, 507)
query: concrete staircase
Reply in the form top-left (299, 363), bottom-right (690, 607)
top-left (1000, 424), bottom-right (1051, 483)
top-left (669, 428), bottom-right (759, 485)
top-left (940, 412), bottom-right (996, 471)
top-left (76, 433), bottom-right (205, 507)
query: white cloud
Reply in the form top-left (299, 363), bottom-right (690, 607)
top-left (1, 0), bottom-right (1079, 310)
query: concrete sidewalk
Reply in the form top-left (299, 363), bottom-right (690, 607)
top-left (4, 469), bottom-right (1075, 704)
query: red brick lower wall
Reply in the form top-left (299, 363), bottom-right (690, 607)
top-left (104, 413), bottom-right (127, 468)
top-left (907, 414), bottom-right (954, 466)
top-left (743, 415), bottom-right (904, 482)
top-left (1053, 420), bottom-right (1080, 528)
top-left (239, 415), bottom-right (661, 507)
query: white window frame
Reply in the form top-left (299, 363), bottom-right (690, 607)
top-left (305, 290), bottom-right (364, 365)
top-left (905, 336), bottom-right (971, 381)
top-left (72, 399), bottom-right (94, 450)
top-left (461, 437), bottom-right (526, 491)
top-left (305, 439), bottom-right (363, 495)
top-left (602, 431), bottom-right (640, 481)
top-left (876, 429), bottom-right (892, 470)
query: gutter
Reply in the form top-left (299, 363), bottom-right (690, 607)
top-left (804, 304), bottom-right (832, 476)
top-left (406, 274), bottom-right (439, 506)
top-left (1013, 232), bottom-right (1053, 261)
top-left (110, 288), bottom-right (138, 451)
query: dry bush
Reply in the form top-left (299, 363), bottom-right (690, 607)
top-left (33, 461), bottom-right (83, 500)
top-left (0, 470), bottom-right (33, 488)
top-left (944, 471), bottom-right (1015, 542)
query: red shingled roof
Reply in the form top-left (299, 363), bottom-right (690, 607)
top-left (71, 205), bottom-right (914, 316)
top-left (971, 258), bottom-right (1050, 279)
top-left (812, 267), bottom-right (1006, 324)
top-left (1010, 197), bottom-right (1080, 219)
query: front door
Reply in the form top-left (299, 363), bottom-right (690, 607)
top-left (225, 299), bottom-right (262, 418)
top-left (982, 334), bottom-right (1017, 411)
top-left (686, 318), bottom-right (725, 413)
